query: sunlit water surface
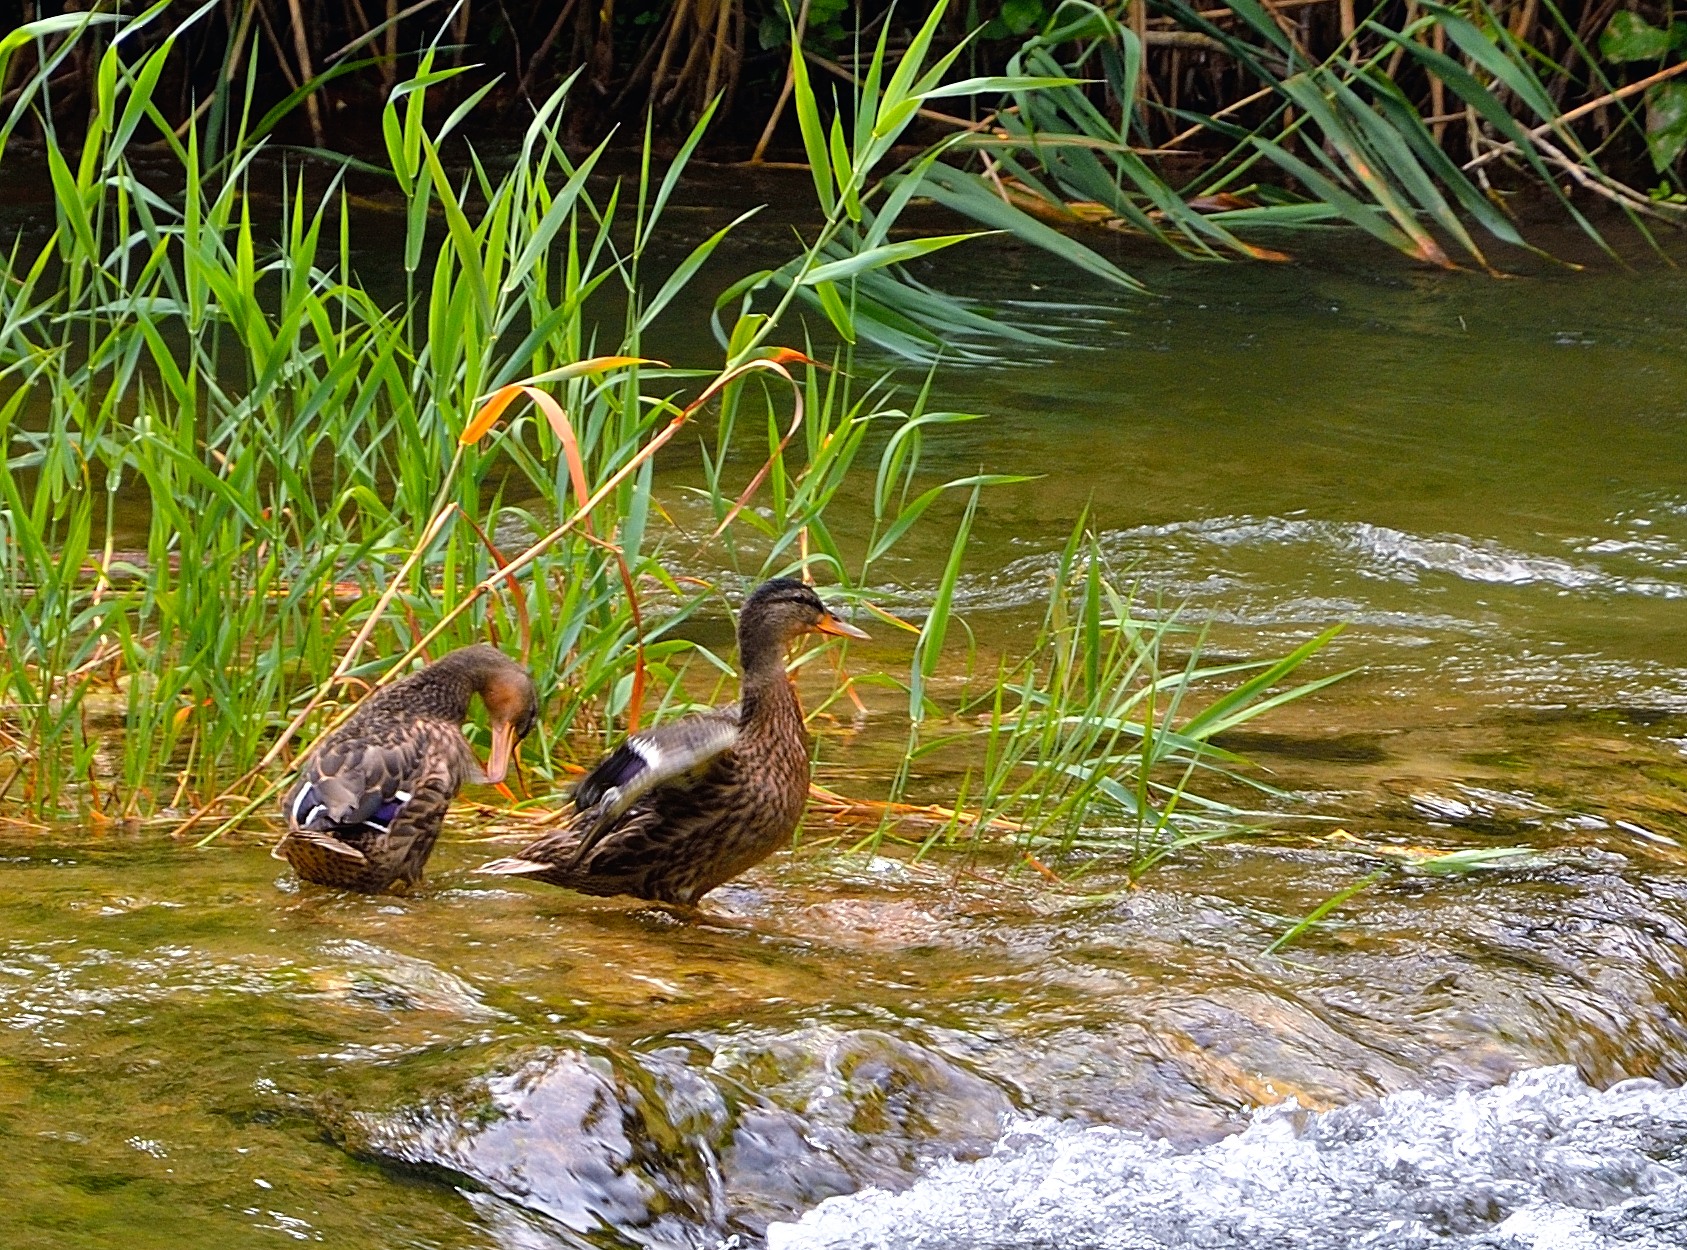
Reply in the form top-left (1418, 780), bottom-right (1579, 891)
top-left (6, 174), bottom-right (1687, 1246)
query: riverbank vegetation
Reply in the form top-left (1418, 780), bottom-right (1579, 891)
top-left (4, 2), bottom-right (1683, 268)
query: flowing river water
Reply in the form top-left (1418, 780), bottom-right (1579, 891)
top-left (5, 173), bottom-right (1687, 1247)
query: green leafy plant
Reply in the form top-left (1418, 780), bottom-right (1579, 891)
top-left (1601, 10), bottom-right (1687, 173)
top-left (855, 519), bottom-right (1350, 880)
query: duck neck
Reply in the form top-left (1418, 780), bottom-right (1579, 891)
top-left (385, 646), bottom-right (508, 722)
top-left (737, 630), bottom-right (800, 730)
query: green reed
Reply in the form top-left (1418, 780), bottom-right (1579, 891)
top-left (0, 7), bottom-right (1028, 825)
top-left (865, 514), bottom-right (1348, 880)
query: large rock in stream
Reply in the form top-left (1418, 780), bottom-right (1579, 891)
top-left (326, 1024), bottom-right (1014, 1246)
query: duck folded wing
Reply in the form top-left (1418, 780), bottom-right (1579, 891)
top-left (573, 706), bottom-right (740, 831)
top-left (278, 778), bottom-right (454, 892)
top-left (478, 706), bottom-right (740, 878)
top-left (288, 733), bottom-right (428, 832)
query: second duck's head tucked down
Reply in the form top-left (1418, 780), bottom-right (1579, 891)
top-left (451, 645), bottom-right (541, 783)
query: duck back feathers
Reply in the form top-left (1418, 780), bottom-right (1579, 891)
top-left (277, 644), bottom-right (537, 894)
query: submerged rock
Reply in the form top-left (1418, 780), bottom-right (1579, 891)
top-left (767, 1066), bottom-right (1687, 1250)
top-left (331, 1025), bottom-right (1013, 1246)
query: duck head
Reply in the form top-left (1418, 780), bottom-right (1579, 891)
top-left (481, 664), bottom-right (539, 784)
top-left (737, 577), bottom-right (869, 676)
top-left (441, 646), bottom-right (538, 784)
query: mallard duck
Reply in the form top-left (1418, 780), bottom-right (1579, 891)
top-left (477, 578), bottom-right (868, 905)
top-left (277, 643), bottom-right (539, 894)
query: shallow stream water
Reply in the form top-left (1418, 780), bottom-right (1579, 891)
top-left (5, 175), bottom-right (1687, 1246)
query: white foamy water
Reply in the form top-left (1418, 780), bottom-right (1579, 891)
top-left (916, 512), bottom-right (1687, 635)
top-left (767, 1067), bottom-right (1687, 1250)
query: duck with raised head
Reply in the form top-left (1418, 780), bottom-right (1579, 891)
top-left (277, 643), bottom-right (539, 894)
top-left (478, 578), bottom-right (868, 905)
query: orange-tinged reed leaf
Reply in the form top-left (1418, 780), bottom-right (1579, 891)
top-left (459, 384), bottom-right (524, 444)
top-left (460, 357), bottom-right (661, 444)
top-left (757, 347), bottom-right (823, 368)
top-left (382, 351), bottom-right (812, 687)
top-left (679, 352), bottom-right (806, 420)
top-left (518, 386), bottom-right (591, 516)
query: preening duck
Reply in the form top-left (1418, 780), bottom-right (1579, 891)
top-left (277, 643), bottom-right (538, 894)
top-left (478, 578), bottom-right (867, 905)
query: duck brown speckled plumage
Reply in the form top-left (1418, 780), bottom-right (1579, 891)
top-left (478, 578), bottom-right (867, 905)
top-left (277, 644), bottom-right (538, 894)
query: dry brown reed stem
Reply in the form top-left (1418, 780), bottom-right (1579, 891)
top-left (285, 0), bottom-right (324, 143)
top-left (1528, 131), bottom-right (1685, 219)
top-left (516, 0), bottom-right (579, 100)
top-left (1430, 22), bottom-right (1447, 146)
top-left (169, 0), bottom-right (259, 140)
top-left (1162, 84), bottom-right (1276, 150)
top-left (1129, 0), bottom-right (1149, 103)
top-left (452, 368), bottom-right (778, 618)
top-left (1462, 57), bottom-right (1687, 173)
top-left (806, 782), bottom-right (1026, 837)
top-left (252, 0), bottom-right (302, 92)
top-left (751, 0), bottom-right (811, 163)
top-left (381, 355), bottom-right (811, 698)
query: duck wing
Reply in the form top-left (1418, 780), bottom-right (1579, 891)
top-left (278, 721), bottom-right (468, 890)
top-left (286, 729), bottom-right (431, 832)
top-left (574, 706), bottom-right (740, 829)
top-left (278, 778), bottom-right (454, 892)
top-left (479, 705), bottom-right (739, 876)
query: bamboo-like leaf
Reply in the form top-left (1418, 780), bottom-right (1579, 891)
top-left (462, 357), bottom-right (660, 441)
top-left (1266, 871), bottom-right (1387, 954)
top-left (910, 485), bottom-right (979, 721)
top-left (907, 164), bottom-right (1146, 291)
top-left (1181, 625), bottom-right (1347, 739)
top-left (799, 234), bottom-right (984, 286)
top-left (789, 43), bottom-right (835, 212)
top-left (923, 74), bottom-right (1081, 99)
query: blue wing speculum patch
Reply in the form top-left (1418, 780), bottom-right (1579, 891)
top-left (290, 782), bottom-right (413, 835)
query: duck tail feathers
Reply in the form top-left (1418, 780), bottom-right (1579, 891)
top-left (476, 856), bottom-right (554, 876)
top-left (276, 830), bottom-right (370, 863)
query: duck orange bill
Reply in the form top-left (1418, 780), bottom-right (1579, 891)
top-left (485, 721), bottom-right (519, 784)
top-left (813, 611), bottom-right (870, 640)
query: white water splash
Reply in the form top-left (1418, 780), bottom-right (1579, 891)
top-left (767, 1066), bottom-right (1687, 1250)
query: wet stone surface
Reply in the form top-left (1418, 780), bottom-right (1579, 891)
top-left (330, 1027), bottom-right (1013, 1243)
